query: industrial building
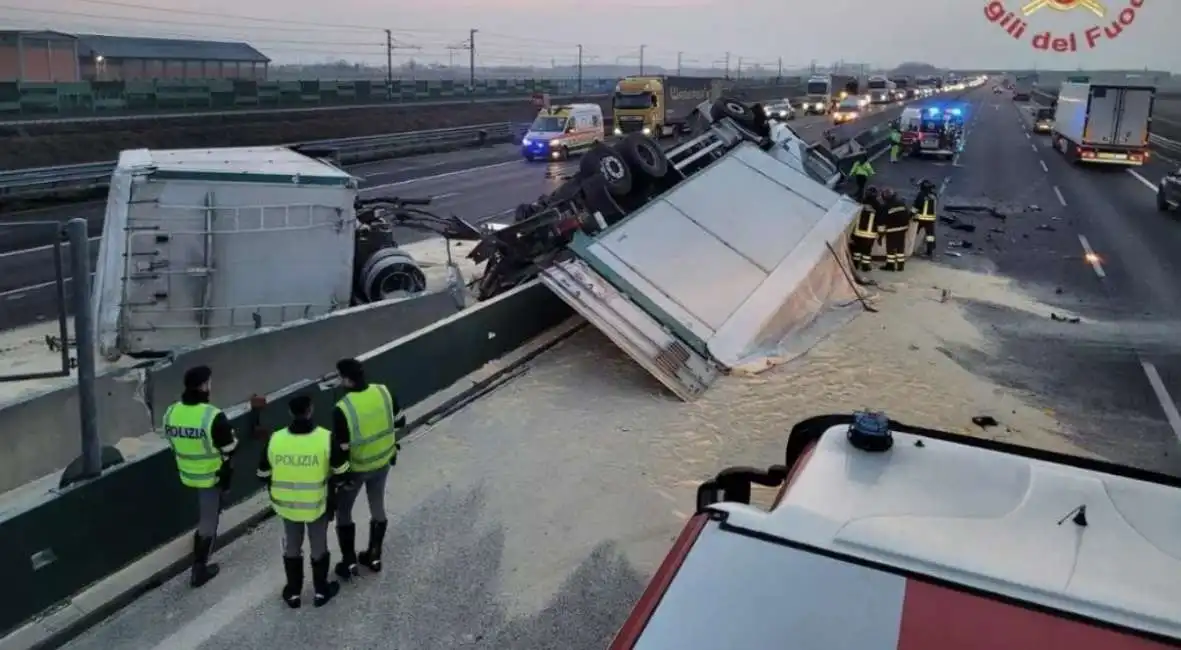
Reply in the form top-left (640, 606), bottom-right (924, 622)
top-left (0, 31), bottom-right (270, 82)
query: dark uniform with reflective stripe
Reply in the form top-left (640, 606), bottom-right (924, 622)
top-left (163, 366), bottom-right (238, 588)
top-left (851, 187), bottom-right (880, 272)
top-left (879, 191), bottom-right (911, 271)
top-left (258, 395), bottom-right (350, 609)
top-left (911, 182), bottom-right (938, 257)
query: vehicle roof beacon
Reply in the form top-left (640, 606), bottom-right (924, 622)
top-left (848, 410), bottom-right (893, 452)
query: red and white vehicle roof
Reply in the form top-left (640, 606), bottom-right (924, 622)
top-left (611, 416), bottom-right (1181, 649)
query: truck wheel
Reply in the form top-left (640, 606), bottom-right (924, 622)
top-left (711, 97), bottom-right (758, 129)
top-left (358, 248), bottom-right (427, 303)
top-left (616, 133), bottom-right (669, 180)
top-left (1159, 189), bottom-right (1172, 212)
top-left (581, 144), bottom-right (633, 197)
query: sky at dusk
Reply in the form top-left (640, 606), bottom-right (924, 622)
top-left (2, 0), bottom-right (1177, 72)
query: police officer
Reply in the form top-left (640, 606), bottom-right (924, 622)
top-left (911, 179), bottom-right (939, 257)
top-left (889, 125), bottom-right (902, 163)
top-left (848, 158), bottom-right (875, 200)
top-left (878, 188), bottom-right (911, 271)
top-left (258, 395), bottom-right (350, 608)
top-left (332, 358), bottom-right (404, 580)
top-left (162, 365), bottom-right (238, 588)
top-left (851, 186), bottom-right (880, 273)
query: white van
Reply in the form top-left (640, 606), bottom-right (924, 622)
top-left (521, 103), bottom-right (604, 161)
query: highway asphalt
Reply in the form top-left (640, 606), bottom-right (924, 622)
top-left (0, 112), bottom-right (849, 333)
top-left (872, 86), bottom-right (1181, 476)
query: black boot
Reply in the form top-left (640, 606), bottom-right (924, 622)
top-left (311, 553), bottom-right (340, 607)
top-left (925, 241), bottom-right (936, 257)
top-left (190, 533), bottom-right (220, 588)
top-left (282, 556), bottom-right (303, 609)
top-left (897, 260), bottom-right (906, 271)
top-left (334, 523), bottom-right (359, 580)
top-left (358, 520), bottom-right (388, 572)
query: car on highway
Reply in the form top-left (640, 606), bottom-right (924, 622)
top-left (831, 97), bottom-right (861, 124)
top-left (764, 99), bottom-right (796, 121)
top-left (1159, 167), bottom-right (1180, 212)
top-left (1033, 107), bottom-right (1054, 133)
top-left (993, 86), bottom-right (1004, 94)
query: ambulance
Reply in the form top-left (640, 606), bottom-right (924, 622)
top-left (520, 103), bottom-right (604, 161)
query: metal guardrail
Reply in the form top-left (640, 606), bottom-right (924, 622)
top-left (0, 122), bottom-right (516, 201)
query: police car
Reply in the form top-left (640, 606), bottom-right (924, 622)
top-left (609, 413), bottom-right (1181, 649)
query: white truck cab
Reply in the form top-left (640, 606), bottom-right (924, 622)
top-left (521, 103), bottom-right (604, 161)
top-left (610, 414), bottom-right (1181, 648)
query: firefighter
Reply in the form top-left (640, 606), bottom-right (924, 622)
top-left (258, 394), bottom-right (351, 608)
top-left (163, 365), bottom-right (238, 588)
top-left (332, 358), bottom-right (404, 580)
top-left (888, 125), bottom-right (902, 163)
top-left (911, 179), bottom-right (938, 257)
top-left (878, 188), bottom-right (911, 271)
top-left (848, 158), bottom-right (875, 201)
top-left (850, 186), bottom-right (880, 272)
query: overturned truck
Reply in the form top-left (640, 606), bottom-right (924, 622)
top-left (465, 98), bottom-right (868, 400)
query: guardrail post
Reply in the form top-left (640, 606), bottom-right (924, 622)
top-left (67, 218), bottom-right (102, 479)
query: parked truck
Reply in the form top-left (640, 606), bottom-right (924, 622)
top-left (92, 146), bottom-right (443, 360)
top-left (611, 76), bottom-right (727, 138)
top-left (1051, 82), bottom-right (1154, 166)
top-left (801, 74), bottom-right (857, 114)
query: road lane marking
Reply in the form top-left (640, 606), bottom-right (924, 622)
top-left (1054, 186), bottom-right (1066, 206)
top-left (1077, 234), bottom-right (1105, 278)
top-left (1126, 168), bottom-right (1158, 191)
top-left (1025, 132), bottom-right (1031, 139)
top-left (1031, 143), bottom-right (1038, 151)
top-left (0, 236), bottom-right (101, 259)
top-left (1039, 159), bottom-right (1048, 172)
top-left (1140, 361), bottom-right (1181, 445)
top-left (363, 159), bottom-right (519, 192)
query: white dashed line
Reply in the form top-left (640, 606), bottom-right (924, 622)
top-left (1126, 168), bottom-right (1158, 191)
top-left (1031, 143), bottom-right (1038, 152)
top-left (1077, 234), bottom-right (1105, 278)
top-left (1140, 361), bottom-right (1181, 445)
top-left (1025, 132), bottom-right (1031, 139)
top-left (1039, 159), bottom-right (1048, 172)
top-left (1054, 186), bottom-right (1066, 206)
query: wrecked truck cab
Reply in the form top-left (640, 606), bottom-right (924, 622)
top-left (610, 414), bottom-right (1181, 649)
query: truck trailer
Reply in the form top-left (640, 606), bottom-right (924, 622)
top-left (612, 76), bottom-right (727, 138)
top-left (1051, 82), bottom-right (1154, 166)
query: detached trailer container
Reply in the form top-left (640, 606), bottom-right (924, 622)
top-left (1051, 82), bottom-right (1154, 166)
top-left (93, 146), bottom-right (361, 360)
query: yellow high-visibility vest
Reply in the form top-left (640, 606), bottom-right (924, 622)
top-left (163, 403), bottom-right (223, 489)
top-left (337, 385), bottom-right (399, 473)
top-left (267, 427), bottom-right (331, 522)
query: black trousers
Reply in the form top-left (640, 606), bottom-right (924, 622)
top-left (853, 175), bottom-right (868, 199)
top-left (850, 234), bottom-right (875, 271)
top-left (915, 218), bottom-right (936, 255)
top-left (884, 227), bottom-right (908, 269)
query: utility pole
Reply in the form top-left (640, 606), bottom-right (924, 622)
top-left (577, 44), bottom-right (583, 94)
top-left (468, 28), bottom-right (478, 94)
top-left (639, 44), bottom-right (646, 75)
top-left (677, 51), bottom-right (683, 75)
top-left (385, 29), bottom-right (393, 99)
top-left (737, 57), bottom-right (743, 80)
top-left (777, 57), bottom-right (782, 84)
top-left (724, 52), bottom-right (730, 79)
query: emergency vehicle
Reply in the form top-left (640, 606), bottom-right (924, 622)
top-left (899, 104), bottom-right (963, 160)
top-left (609, 413), bottom-right (1181, 648)
top-left (521, 103), bottom-right (604, 161)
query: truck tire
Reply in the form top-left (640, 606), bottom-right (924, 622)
top-left (1159, 188), bottom-right (1172, 212)
top-left (358, 247), bottom-right (427, 303)
top-left (616, 133), bottom-right (669, 180)
top-left (711, 97), bottom-right (758, 129)
top-left (580, 144), bottom-right (633, 197)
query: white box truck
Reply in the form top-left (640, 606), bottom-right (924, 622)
top-left (1051, 82), bottom-right (1154, 166)
top-left (93, 146), bottom-right (431, 360)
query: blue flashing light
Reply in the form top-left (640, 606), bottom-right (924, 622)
top-left (949, 108), bottom-right (962, 116)
top-left (927, 107), bottom-right (941, 115)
